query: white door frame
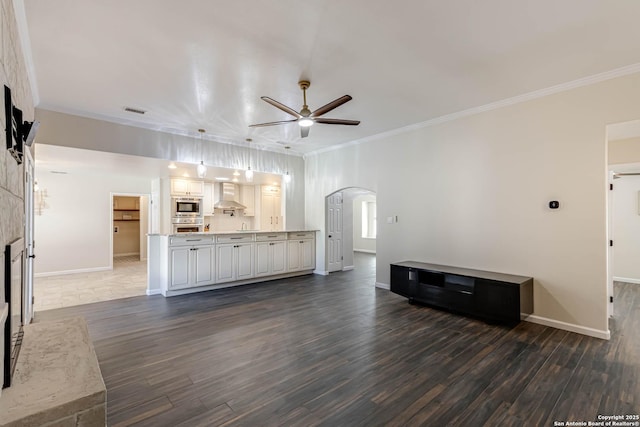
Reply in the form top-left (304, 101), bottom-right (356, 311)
top-left (109, 192), bottom-right (151, 269)
top-left (23, 148), bottom-right (35, 323)
top-left (324, 187), bottom-right (377, 274)
top-left (606, 169), bottom-right (614, 318)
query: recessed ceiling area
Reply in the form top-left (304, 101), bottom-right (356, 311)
top-left (35, 145), bottom-right (284, 186)
top-left (22, 1), bottom-right (640, 155)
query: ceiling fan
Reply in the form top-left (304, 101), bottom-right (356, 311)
top-left (249, 80), bottom-right (360, 138)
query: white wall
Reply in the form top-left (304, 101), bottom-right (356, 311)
top-left (34, 171), bottom-right (151, 275)
top-left (353, 194), bottom-right (377, 253)
top-left (35, 109), bottom-right (306, 230)
top-left (612, 173), bottom-right (640, 283)
top-left (306, 72), bottom-right (640, 338)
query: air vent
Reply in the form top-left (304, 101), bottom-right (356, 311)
top-left (124, 107), bottom-right (146, 115)
top-left (50, 171), bottom-right (68, 174)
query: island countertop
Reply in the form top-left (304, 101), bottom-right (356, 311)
top-left (148, 230), bottom-right (318, 237)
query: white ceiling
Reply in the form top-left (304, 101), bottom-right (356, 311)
top-left (22, 0), bottom-right (640, 155)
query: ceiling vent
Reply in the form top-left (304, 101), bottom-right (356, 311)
top-left (124, 107), bottom-right (146, 115)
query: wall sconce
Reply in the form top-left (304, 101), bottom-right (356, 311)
top-left (34, 182), bottom-right (49, 216)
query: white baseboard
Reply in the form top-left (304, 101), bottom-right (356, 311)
top-left (354, 249), bottom-right (376, 254)
top-left (375, 282), bottom-right (390, 290)
top-left (613, 276), bottom-right (640, 285)
top-left (342, 265), bottom-right (354, 271)
top-left (146, 289), bottom-right (162, 296)
top-left (114, 252), bottom-right (140, 258)
top-left (313, 269), bottom-right (329, 276)
top-left (525, 315), bottom-right (610, 340)
top-left (35, 266), bottom-right (111, 278)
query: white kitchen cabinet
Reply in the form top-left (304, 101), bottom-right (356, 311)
top-left (202, 183), bottom-right (215, 216)
top-left (169, 244), bottom-right (215, 289)
top-left (215, 234), bottom-right (255, 283)
top-left (240, 185), bottom-right (255, 216)
top-left (287, 232), bottom-right (315, 272)
top-left (260, 185), bottom-right (282, 231)
top-left (255, 236), bottom-right (287, 277)
top-left (171, 179), bottom-right (204, 197)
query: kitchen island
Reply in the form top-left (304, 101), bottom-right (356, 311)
top-left (148, 230), bottom-right (317, 297)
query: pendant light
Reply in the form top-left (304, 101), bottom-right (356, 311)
top-left (283, 146), bottom-right (291, 184)
top-left (245, 138), bottom-right (254, 182)
top-left (196, 129), bottom-right (207, 178)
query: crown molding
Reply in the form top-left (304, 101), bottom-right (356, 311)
top-left (306, 63), bottom-right (640, 158)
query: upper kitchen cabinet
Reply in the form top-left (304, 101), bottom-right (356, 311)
top-left (241, 185), bottom-right (256, 217)
top-left (260, 185), bottom-right (282, 231)
top-left (171, 178), bottom-right (204, 197)
top-left (202, 183), bottom-right (215, 216)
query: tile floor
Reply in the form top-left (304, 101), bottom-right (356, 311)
top-left (34, 255), bottom-right (147, 312)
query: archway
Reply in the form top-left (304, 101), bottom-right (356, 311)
top-left (325, 187), bottom-right (377, 274)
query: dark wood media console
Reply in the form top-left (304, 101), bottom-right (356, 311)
top-left (390, 261), bottom-right (533, 324)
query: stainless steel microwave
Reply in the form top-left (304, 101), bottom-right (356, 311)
top-left (172, 197), bottom-right (203, 217)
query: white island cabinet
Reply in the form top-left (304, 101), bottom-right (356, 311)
top-left (169, 236), bottom-right (215, 290)
top-left (287, 232), bottom-right (316, 272)
top-left (215, 234), bottom-right (255, 283)
top-left (255, 233), bottom-right (287, 277)
top-left (148, 230), bottom-right (316, 297)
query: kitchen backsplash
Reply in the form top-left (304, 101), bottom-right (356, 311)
top-left (206, 214), bottom-right (256, 232)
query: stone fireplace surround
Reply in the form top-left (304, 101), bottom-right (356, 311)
top-left (0, 317), bottom-right (106, 426)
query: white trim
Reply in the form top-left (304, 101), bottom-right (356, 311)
top-left (525, 315), bottom-right (610, 340)
top-left (305, 63), bottom-right (640, 158)
top-left (146, 289), bottom-right (162, 296)
top-left (375, 282), bottom-right (390, 290)
top-left (34, 266), bottom-right (111, 278)
top-left (313, 269), bottom-right (329, 276)
top-left (613, 276), bottom-right (640, 285)
top-left (342, 265), bottom-right (354, 271)
top-left (354, 249), bottom-right (376, 254)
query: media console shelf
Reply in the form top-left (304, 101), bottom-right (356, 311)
top-left (390, 261), bottom-right (533, 324)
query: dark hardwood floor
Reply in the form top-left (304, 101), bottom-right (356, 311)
top-left (36, 254), bottom-right (639, 426)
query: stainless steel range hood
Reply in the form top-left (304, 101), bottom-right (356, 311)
top-left (214, 182), bottom-right (246, 210)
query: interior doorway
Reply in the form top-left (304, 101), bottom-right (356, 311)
top-left (606, 119), bottom-right (640, 319)
top-left (111, 194), bottom-right (149, 263)
top-left (325, 187), bottom-right (377, 274)
top-left (23, 148), bottom-right (35, 324)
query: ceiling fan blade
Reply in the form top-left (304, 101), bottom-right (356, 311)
top-left (301, 126), bottom-right (310, 138)
top-left (314, 118), bottom-right (360, 126)
top-left (249, 119), bottom-right (298, 128)
top-left (310, 95), bottom-right (352, 117)
top-left (261, 97), bottom-right (301, 118)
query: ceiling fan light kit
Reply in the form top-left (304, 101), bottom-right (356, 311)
top-left (249, 80), bottom-right (360, 138)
